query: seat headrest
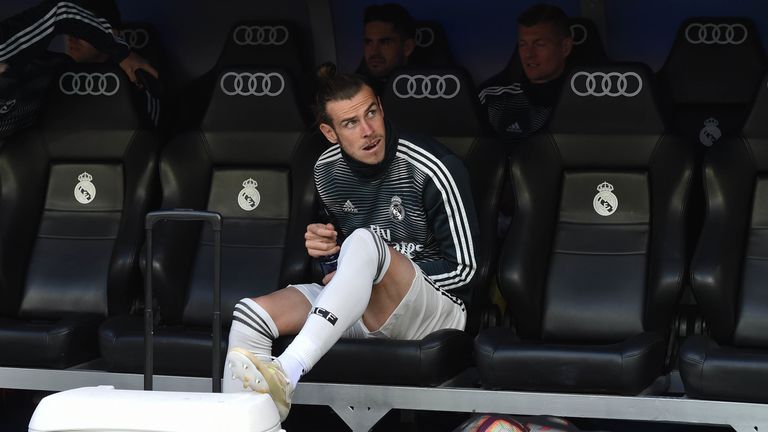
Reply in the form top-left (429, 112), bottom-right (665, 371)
top-left (381, 66), bottom-right (481, 136)
top-left (40, 63), bottom-right (145, 130)
top-left (660, 17), bottom-right (767, 104)
top-left (568, 17), bottom-right (608, 65)
top-left (409, 21), bottom-right (454, 67)
top-left (202, 66), bottom-right (305, 132)
top-left (215, 21), bottom-right (306, 77)
top-left (549, 63), bottom-right (664, 135)
top-left (120, 22), bottom-right (165, 68)
top-left (744, 74), bottom-right (768, 139)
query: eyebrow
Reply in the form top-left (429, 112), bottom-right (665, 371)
top-left (339, 102), bottom-right (377, 125)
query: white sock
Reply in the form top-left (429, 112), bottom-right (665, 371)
top-left (278, 228), bottom-right (391, 387)
top-left (223, 298), bottom-right (279, 392)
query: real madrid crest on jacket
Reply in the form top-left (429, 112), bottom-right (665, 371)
top-left (314, 120), bottom-right (479, 300)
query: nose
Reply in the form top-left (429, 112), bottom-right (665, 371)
top-left (360, 119), bottom-right (374, 136)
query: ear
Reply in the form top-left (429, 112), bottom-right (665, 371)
top-left (319, 123), bottom-right (338, 143)
top-left (562, 37), bottom-right (573, 58)
top-left (403, 37), bottom-right (416, 58)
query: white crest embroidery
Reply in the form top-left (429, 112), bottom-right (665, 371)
top-left (699, 117), bottom-right (721, 147)
top-left (390, 195), bottom-right (405, 221)
top-left (74, 172), bottom-right (96, 204)
top-left (237, 178), bottom-right (261, 211)
top-left (593, 182), bottom-right (618, 216)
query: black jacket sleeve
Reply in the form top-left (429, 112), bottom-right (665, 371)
top-left (419, 152), bottom-right (479, 291)
top-left (0, 0), bottom-right (129, 67)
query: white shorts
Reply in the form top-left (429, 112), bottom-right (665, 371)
top-left (290, 261), bottom-right (466, 340)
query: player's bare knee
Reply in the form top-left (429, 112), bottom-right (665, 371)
top-left (253, 288), bottom-right (310, 334)
top-left (374, 246), bottom-right (415, 289)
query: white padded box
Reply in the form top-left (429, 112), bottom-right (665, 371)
top-left (28, 386), bottom-right (283, 432)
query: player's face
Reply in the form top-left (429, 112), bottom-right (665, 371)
top-left (319, 86), bottom-right (387, 166)
top-left (364, 21), bottom-right (413, 79)
top-left (65, 35), bottom-right (110, 63)
top-left (518, 22), bottom-right (572, 83)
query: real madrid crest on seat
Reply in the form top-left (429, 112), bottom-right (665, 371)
top-left (74, 172), bottom-right (95, 204)
top-left (0, 61), bottom-right (159, 369)
top-left (593, 181), bottom-right (617, 216)
top-left (238, 178), bottom-right (261, 211)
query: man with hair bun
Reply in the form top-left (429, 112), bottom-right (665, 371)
top-left (223, 68), bottom-right (479, 422)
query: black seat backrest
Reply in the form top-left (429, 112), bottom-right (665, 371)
top-left (120, 23), bottom-right (165, 70)
top-left (154, 66), bottom-right (320, 327)
top-left (180, 20), bottom-right (311, 130)
top-left (658, 17), bottom-right (767, 146)
top-left (383, 66), bottom-right (484, 154)
top-left (409, 21), bottom-right (454, 67)
top-left (215, 21), bottom-right (308, 78)
top-left (0, 63), bottom-right (158, 319)
top-left (568, 17), bottom-right (609, 66)
top-left (502, 64), bottom-right (692, 342)
top-left (691, 74), bottom-right (768, 347)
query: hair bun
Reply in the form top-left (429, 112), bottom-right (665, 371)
top-left (316, 62), bottom-right (337, 81)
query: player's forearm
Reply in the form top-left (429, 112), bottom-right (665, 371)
top-left (0, 0), bottom-right (129, 64)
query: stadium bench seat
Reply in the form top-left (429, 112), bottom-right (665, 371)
top-left (475, 64), bottom-right (694, 395)
top-left (0, 63), bottom-right (160, 368)
top-left (99, 67), bottom-right (321, 376)
top-left (680, 73), bottom-right (768, 404)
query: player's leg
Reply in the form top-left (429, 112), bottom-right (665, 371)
top-left (366, 261), bottom-right (467, 341)
top-left (222, 285), bottom-right (313, 394)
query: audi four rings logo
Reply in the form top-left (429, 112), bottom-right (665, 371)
top-left (59, 72), bottom-right (120, 96)
top-left (570, 24), bottom-right (588, 45)
top-left (232, 25), bottom-right (289, 46)
top-left (684, 23), bottom-right (748, 45)
top-left (120, 28), bottom-right (150, 49)
top-left (415, 27), bottom-right (435, 47)
top-left (393, 74), bottom-right (461, 99)
top-left (570, 72), bottom-right (643, 97)
top-left (220, 72), bottom-right (285, 96)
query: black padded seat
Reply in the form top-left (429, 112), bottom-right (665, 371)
top-left (680, 74), bottom-right (768, 403)
top-left (180, 20), bottom-right (311, 130)
top-left (272, 67), bottom-right (504, 387)
top-left (567, 17), bottom-right (609, 66)
top-left (216, 21), bottom-right (310, 77)
top-left (658, 17), bottom-right (767, 148)
top-left (0, 63), bottom-right (159, 368)
top-left (120, 23), bottom-right (166, 73)
top-left (99, 67), bottom-right (322, 376)
top-left (475, 64), bottom-right (694, 395)
top-left (409, 21), bottom-right (455, 67)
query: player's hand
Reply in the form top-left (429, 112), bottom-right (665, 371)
top-left (0, 63), bottom-right (7, 76)
top-left (321, 270), bottom-right (336, 286)
top-left (305, 223), bottom-right (340, 258)
top-left (119, 52), bottom-right (159, 86)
